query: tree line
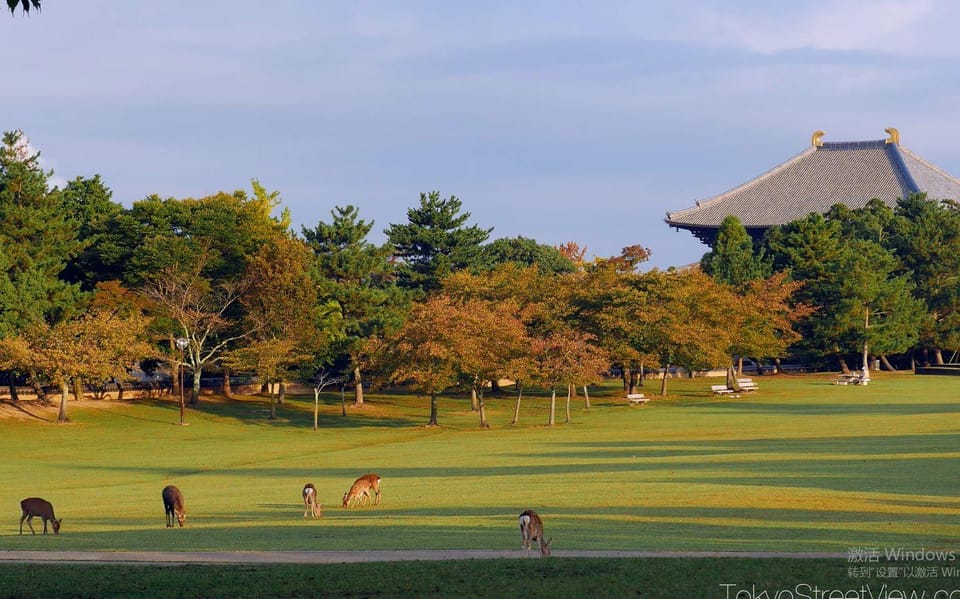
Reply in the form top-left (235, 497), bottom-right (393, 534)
top-left (0, 130), bottom-right (954, 425)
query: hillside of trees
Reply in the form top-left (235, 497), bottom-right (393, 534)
top-left (1, 130), bottom-right (957, 425)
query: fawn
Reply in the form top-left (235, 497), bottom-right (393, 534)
top-left (519, 510), bottom-right (552, 557)
top-left (162, 485), bottom-right (186, 528)
top-left (341, 474), bottom-right (381, 508)
top-left (302, 483), bottom-right (323, 518)
top-left (19, 498), bottom-right (61, 535)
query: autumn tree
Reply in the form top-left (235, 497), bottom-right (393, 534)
top-left (728, 272), bottom-right (808, 375)
top-left (637, 269), bottom-right (740, 396)
top-left (224, 234), bottom-right (340, 419)
top-left (528, 331), bottom-right (608, 426)
top-left (376, 295), bottom-right (524, 427)
top-left (572, 246), bottom-right (655, 394)
top-left (376, 296), bottom-right (462, 426)
top-left (143, 254), bottom-right (256, 405)
top-left (0, 284), bottom-right (152, 422)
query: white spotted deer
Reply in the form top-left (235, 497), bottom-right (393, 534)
top-left (302, 483), bottom-right (323, 519)
top-left (519, 509), bottom-right (552, 557)
top-left (341, 473), bottom-right (381, 508)
top-left (19, 498), bottom-right (61, 535)
top-left (162, 485), bottom-right (186, 528)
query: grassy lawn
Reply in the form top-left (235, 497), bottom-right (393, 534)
top-left (2, 558), bottom-right (957, 599)
top-left (0, 373), bottom-right (958, 595)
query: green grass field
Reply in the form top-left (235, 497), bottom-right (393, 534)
top-left (2, 373), bottom-right (957, 552)
top-left (1, 373), bottom-right (958, 596)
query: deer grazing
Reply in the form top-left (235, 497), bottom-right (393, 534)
top-left (162, 485), bottom-right (186, 528)
top-left (519, 509), bottom-right (552, 557)
top-left (341, 473), bottom-right (381, 508)
top-left (19, 498), bottom-right (61, 535)
top-left (302, 483), bottom-right (323, 519)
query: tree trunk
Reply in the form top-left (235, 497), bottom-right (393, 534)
top-left (583, 385), bottom-right (590, 410)
top-left (935, 349), bottom-right (945, 365)
top-left (490, 379), bottom-right (501, 395)
top-left (222, 368), bottom-right (233, 399)
top-left (313, 388), bottom-right (320, 431)
top-left (839, 357), bottom-right (851, 375)
top-left (340, 383), bottom-right (347, 417)
top-left (33, 380), bottom-right (46, 403)
top-left (190, 369), bottom-right (201, 405)
top-left (428, 393), bottom-right (439, 426)
top-left (880, 355), bottom-right (898, 372)
top-left (512, 384), bottom-right (522, 424)
top-left (638, 360), bottom-right (644, 387)
top-left (564, 385), bottom-right (572, 423)
top-left (116, 380), bottom-right (124, 401)
top-left (736, 356), bottom-right (743, 377)
top-left (72, 378), bottom-right (84, 401)
top-left (659, 365), bottom-right (669, 397)
top-left (726, 366), bottom-right (741, 391)
top-left (269, 386), bottom-right (277, 420)
top-left (774, 357), bottom-right (782, 374)
top-left (353, 366), bottom-right (364, 407)
top-left (470, 387), bottom-right (479, 411)
top-left (278, 382), bottom-right (286, 405)
top-left (57, 379), bottom-right (69, 423)
top-left (477, 390), bottom-right (489, 428)
top-left (547, 388), bottom-right (556, 426)
top-left (620, 368), bottom-right (628, 391)
top-left (8, 372), bottom-right (18, 401)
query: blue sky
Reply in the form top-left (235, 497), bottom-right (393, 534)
top-left (5, 1), bottom-right (960, 269)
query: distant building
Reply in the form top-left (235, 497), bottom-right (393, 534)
top-left (664, 128), bottom-right (960, 246)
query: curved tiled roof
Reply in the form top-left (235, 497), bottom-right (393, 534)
top-left (665, 135), bottom-right (960, 244)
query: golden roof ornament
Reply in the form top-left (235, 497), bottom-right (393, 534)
top-left (811, 130), bottom-right (825, 147)
top-left (885, 127), bottom-right (900, 145)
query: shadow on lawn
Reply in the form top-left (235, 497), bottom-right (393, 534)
top-left (15, 505), bottom-right (959, 552)
top-left (113, 395), bottom-right (424, 430)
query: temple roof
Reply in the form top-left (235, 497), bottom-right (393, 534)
top-left (664, 129), bottom-right (960, 245)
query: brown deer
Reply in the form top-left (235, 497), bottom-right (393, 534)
top-left (302, 483), bottom-right (322, 519)
top-left (341, 473), bottom-right (381, 508)
top-left (19, 498), bottom-right (61, 535)
top-left (162, 485), bottom-right (186, 528)
top-left (519, 509), bottom-right (552, 557)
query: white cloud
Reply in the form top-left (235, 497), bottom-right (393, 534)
top-left (685, 0), bottom-right (951, 55)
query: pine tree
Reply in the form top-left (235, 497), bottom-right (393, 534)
top-left (385, 191), bottom-right (493, 292)
top-left (701, 215), bottom-right (769, 287)
top-left (0, 130), bottom-right (83, 336)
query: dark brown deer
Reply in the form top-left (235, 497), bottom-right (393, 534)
top-left (519, 509), bottom-right (552, 557)
top-left (19, 498), bottom-right (61, 535)
top-left (162, 485), bottom-right (185, 528)
top-left (341, 473), bottom-right (381, 508)
top-left (302, 483), bottom-right (322, 519)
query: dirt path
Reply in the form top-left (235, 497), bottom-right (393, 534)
top-left (0, 550), bottom-right (847, 564)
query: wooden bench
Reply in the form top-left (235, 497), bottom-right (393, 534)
top-left (710, 385), bottom-right (738, 397)
top-left (626, 393), bottom-right (649, 406)
top-left (834, 373), bottom-right (870, 386)
top-left (737, 378), bottom-right (759, 392)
